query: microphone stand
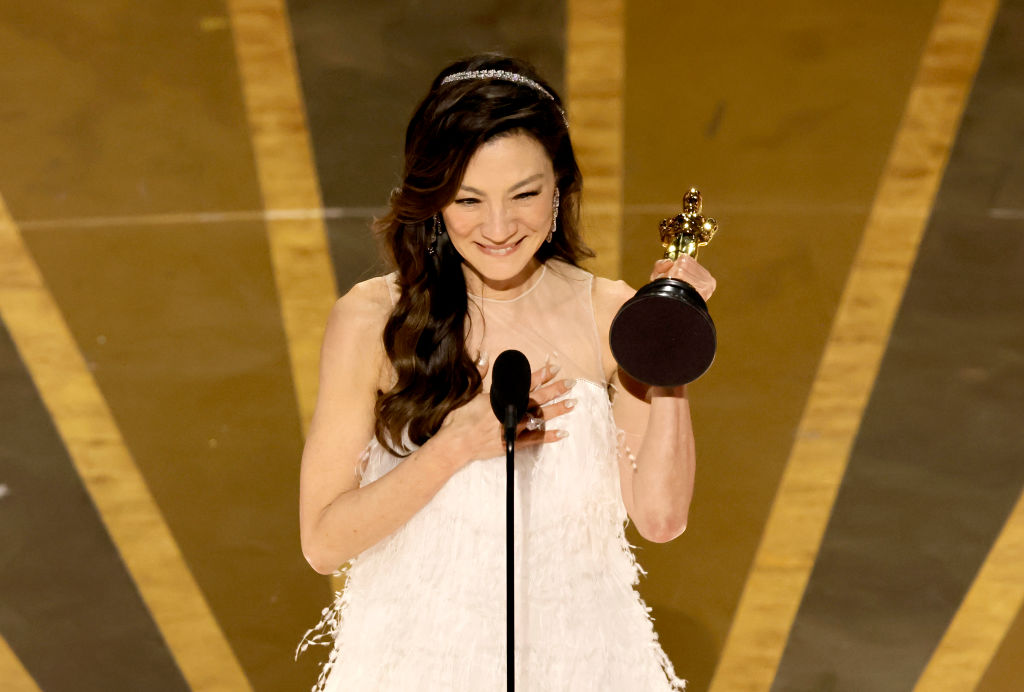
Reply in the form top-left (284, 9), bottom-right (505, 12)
top-left (490, 348), bottom-right (530, 690)
top-left (503, 406), bottom-right (517, 692)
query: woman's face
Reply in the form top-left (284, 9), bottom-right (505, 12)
top-left (442, 132), bottom-right (556, 293)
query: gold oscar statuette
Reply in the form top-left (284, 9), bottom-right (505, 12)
top-left (609, 187), bottom-right (719, 386)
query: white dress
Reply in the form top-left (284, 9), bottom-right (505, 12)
top-left (299, 261), bottom-right (686, 691)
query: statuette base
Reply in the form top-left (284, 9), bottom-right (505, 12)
top-left (609, 278), bottom-right (716, 386)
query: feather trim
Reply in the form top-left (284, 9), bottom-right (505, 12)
top-left (298, 382), bottom-right (687, 690)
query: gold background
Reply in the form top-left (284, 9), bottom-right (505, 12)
top-left (1, 0), bottom-right (1021, 690)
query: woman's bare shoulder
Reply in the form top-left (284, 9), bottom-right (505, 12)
top-left (321, 275), bottom-right (394, 369)
top-left (331, 274), bottom-right (395, 332)
top-left (319, 274), bottom-right (395, 392)
top-left (590, 275), bottom-right (639, 379)
top-left (591, 275), bottom-right (637, 326)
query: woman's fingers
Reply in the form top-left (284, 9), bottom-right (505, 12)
top-left (649, 255), bottom-right (716, 301)
top-left (650, 258), bottom-right (673, 282)
top-left (529, 376), bottom-right (576, 407)
top-left (516, 427), bottom-right (570, 447)
top-left (481, 358), bottom-right (577, 446)
top-left (529, 360), bottom-right (561, 391)
top-left (516, 375), bottom-right (577, 440)
top-left (518, 395), bottom-right (577, 432)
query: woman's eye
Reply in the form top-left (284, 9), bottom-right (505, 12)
top-left (514, 190), bottom-right (540, 200)
top-left (454, 198), bottom-right (479, 206)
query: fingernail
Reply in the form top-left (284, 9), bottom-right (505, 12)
top-left (548, 363), bottom-right (561, 376)
top-left (563, 378), bottom-right (575, 389)
top-left (556, 429), bottom-right (569, 439)
top-left (564, 398), bottom-right (577, 409)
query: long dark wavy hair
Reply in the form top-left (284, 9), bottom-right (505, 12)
top-left (373, 54), bottom-right (593, 455)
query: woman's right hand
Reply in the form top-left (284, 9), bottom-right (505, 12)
top-left (433, 362), bottom-right (577, 470)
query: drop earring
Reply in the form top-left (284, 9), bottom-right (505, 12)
top-left (428, 214), bottom-right (441, 255)
top-left (547, 188), bottom-right (560, 243)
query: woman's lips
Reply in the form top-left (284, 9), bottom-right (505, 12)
top-left (476, 237), bottom-right (524, 256)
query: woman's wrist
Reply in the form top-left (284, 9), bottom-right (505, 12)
top-left (649, 384), bottom-right (687, 399)
top-left (420, 429), bottom-right (468, 476)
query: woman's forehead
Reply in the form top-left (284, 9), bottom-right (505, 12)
top-left (461, 133), bottom-right (553, 186)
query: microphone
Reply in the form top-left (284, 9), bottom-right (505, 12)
top-left (489, 349), bottom-right (532, 443)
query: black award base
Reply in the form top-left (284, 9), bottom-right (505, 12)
top-left (609, 278), bottom-right (716, 387)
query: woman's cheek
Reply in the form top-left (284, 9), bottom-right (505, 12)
top-left (444, 211), bottom-right (475, 239)
top-left (524, 204), bottom-right (549, 233)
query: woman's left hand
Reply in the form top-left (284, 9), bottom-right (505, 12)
top-left (650, 255), bottom-right (716, 302)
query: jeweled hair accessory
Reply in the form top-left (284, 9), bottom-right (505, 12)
top-left (440, 69), bottom-right (569, 127)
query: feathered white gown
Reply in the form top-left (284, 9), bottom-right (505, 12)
top-left (300, 261), bottom-right (686, 691)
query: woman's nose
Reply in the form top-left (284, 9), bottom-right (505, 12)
top-left (481, 204), bottom-right (516, 242)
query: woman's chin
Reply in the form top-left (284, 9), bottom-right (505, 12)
top-left (472, 261), bottom-right (528, 283)
top-left (463, 251), bottom-right (544, 291)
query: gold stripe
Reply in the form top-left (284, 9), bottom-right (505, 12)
top-left (708, 0), bottom-right (1000, 689)
top-left (0, 197), bottom-right (252, 690)
top-left (567, 0), bottom-right (624, 279)
top-left (914, 488), bottom-right (1024, 690)
top-left (226, 0), bottom-right (338, 436)
top-left (0, 635), bottom-right (40, 692)
top-left (226, 0), bottom-right (339, 591)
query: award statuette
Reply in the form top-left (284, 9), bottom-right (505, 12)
top-left (609, 187), bottom-right (719, 386)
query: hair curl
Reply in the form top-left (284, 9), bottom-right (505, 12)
top-left (373, 54), bottom-right (593, 455)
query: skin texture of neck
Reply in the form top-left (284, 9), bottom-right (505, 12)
top-left (463, 256), bottom-right (544, 300)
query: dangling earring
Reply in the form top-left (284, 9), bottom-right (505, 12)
top-left (428, 213), bottom-right (441, 255)
top-left (547, 188), bottom-right (560, 243)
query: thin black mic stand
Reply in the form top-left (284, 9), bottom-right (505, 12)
top-left (502, 407), bottom-right (516, 692)
top-left (489, 349), bottom-right (531, 692)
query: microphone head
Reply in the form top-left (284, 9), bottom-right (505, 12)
top-left (489, 349), bottom-right (532, 423)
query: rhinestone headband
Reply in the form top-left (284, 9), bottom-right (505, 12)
top-left (440, 69), bottom-right (568, 126)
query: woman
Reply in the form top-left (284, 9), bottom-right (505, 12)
top-left (298, 54), bottom-right (715, 691)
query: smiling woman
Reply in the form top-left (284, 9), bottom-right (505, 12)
top-left (443, 134), bottom-right (555, 294)
top-left (296, 53), bottom-right (715, 691)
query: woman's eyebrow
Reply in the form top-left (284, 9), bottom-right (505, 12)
top-left (509, 173), bottom-right (544, 191)
top-left (458, 173), bottom-right (545, 196)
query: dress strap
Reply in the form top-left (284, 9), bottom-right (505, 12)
top-left (579, 268), bottom-right (611, 387)
top-left (382, 271), bottom-right (400, 307)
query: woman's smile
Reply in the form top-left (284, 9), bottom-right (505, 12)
top-left (475, 237), bottom-right (524, 256)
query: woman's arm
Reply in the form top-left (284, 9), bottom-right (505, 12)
top-left (593, 256), bottom-right (716, 543)
top-left (298, 277), bottom-right (454, 573)
top-left (299, 277), bottom-right (573, 574)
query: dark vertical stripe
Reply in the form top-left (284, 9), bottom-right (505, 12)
top-left (286, 0), bottom-right (566, 293)
top-left (0, 1), bottom-right (261, 219)
top-left (622, 1), bottom-right (943, 689)
top-left (21, 222), bottom-right (328, 691)
top-left (0, 317), bottom-right (188, 692)
top-left (1, 1), bottom-right (331, 688)
top-left (774, 1), bottom-right (1024, 689)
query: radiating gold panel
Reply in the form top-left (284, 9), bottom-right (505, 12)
top-left (227, 0), bottom-right (338, 435)
top-left (622, 1), bottom-right (945, 688)
top-left (709, 1), bottom-right (999, 689)
top-left (915, 488), bottom-right (1024, 691)
top-left (0, 196), bottom-right (252, 690)
top-left (0, 635), bottom-right (40, 692)
top-left (976, 601), bottom-right (1024, 692)
top-left (567, 0), bottom-right (624, 278)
